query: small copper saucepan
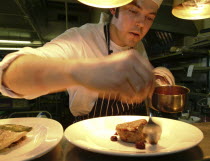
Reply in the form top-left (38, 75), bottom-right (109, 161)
top-left (151, 85), bottom-right (190, 113)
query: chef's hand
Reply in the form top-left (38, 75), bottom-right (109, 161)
top-left (154, 67), bottom-right (175, 86)
top-left (71, 49), bottom-right (155, 103)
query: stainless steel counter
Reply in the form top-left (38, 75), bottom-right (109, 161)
top-left (33, 122), bottom-right (210, 161)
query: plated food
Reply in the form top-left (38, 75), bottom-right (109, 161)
top-left (111, 119), bottom-right (150, 149)
top-left (116, 119), bottom-right (147, 143)
top-left (0, 124), bottom-right (32, 151)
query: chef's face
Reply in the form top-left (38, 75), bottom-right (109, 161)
top-left (110, 0), bottom-right (159, 47)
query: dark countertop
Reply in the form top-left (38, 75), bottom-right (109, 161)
top-left (33, 122), bottom-right (210, 161)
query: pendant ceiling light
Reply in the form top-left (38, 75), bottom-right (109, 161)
top-left (172, 0), bottom-right (210, 20)
top-left (77, 0), bottom-right (132, 8)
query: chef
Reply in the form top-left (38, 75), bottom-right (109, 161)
top-left (0, 0), bottom-right (174, 122)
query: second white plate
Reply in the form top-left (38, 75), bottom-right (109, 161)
top-left (0, 117), bottom-right (63, 161)
top-left (64, 115), bottom-right (203, 157)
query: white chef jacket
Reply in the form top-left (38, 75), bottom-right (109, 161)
top-left (0, 23), bottom-right (148, 116)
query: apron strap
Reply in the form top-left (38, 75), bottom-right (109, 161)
top-left (104, 23), bottom-right (113, 55)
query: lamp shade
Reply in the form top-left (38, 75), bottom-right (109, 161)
top-left (77, 0), bottom-right (133, 8)
top-left (172, 0), bottom-right (210, 20)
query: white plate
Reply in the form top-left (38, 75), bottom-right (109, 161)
top-left (64, 115), bottom-right (203, 157)
top-left (0, 117), bottom-right (63, 161)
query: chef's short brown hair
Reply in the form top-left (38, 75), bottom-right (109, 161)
top-left (108, 8), bottom-right (119, 22)
top-left (115, 8), bottom-right (119, 18)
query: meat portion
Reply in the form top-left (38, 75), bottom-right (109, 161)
top-left (116, 119), bottom-right (147, 143)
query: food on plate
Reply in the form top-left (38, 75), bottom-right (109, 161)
top-left (115, 119), bottom-right (147, 143)
top-left (110, 135), bottom-right (118, 141)
top-left (110, 119), bottom-right (161, 149)
top-left (0, 124), bottom-right (32, 151)
top-left (135, 141), bottom-right (146, 149)
top-left (110, 119), bottom-right (148, 149)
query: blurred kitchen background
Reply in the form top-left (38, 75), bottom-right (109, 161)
top-left (0, 0), bottom-right (209, 127)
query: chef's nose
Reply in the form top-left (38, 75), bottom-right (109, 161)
top-left (136, 14), bottom-right (145, 28)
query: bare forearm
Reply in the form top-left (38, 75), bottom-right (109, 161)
top-left (2, 49), bottom-right (156, 103)
top-left (2, 55), bottom-right (78, 96)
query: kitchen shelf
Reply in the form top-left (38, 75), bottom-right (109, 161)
top-left (189, 92), bottom-right (210, 97)
top-left (189, 40), bottom-right (210, 49)
top-left (150, 49), bottom-right (210, 64)
top-left (169, 67), bottom-right (210, 72)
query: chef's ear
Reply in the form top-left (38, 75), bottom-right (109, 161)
top-left (110, 8), bottom-right (116, 16)
top-left (110, 8), bottom-right (119, 18)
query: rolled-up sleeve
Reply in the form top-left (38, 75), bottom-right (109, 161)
top-left (0, 47), bottom-right (49, 99)
top-left (0, 35), bottom-right (76, 99)
top-left (0, 52), bottom-right (25, 98)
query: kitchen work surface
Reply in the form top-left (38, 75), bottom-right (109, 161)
top-left (30, 117), bottom-right (210, 161)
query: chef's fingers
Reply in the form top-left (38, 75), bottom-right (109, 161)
top-left (131, 52), bottom-right (154, 86)
top-left (119, 84), bottom-right (151, 104)
top-left (115, 82), bottom-right (136, 98)
top-left (126, 69), bottom-right (146, 93)
top-left (130, 49), bottom-right (154, 71)
top-left (147, 78), bottom-right (155, 98)
top-left (119, 50), bottom-right (153, 93)
top-left (134, 84), bottom-right (152, 103)
top-left (120, 71), bottom-right (152, 99)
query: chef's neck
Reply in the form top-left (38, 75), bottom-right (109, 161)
top-left (109, 23), bottom-right (128, 48)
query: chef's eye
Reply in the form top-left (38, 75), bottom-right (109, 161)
top-left (129, 9), bottom-right (138, 14)
top-left (146, 16), bottom-right (154, 21)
